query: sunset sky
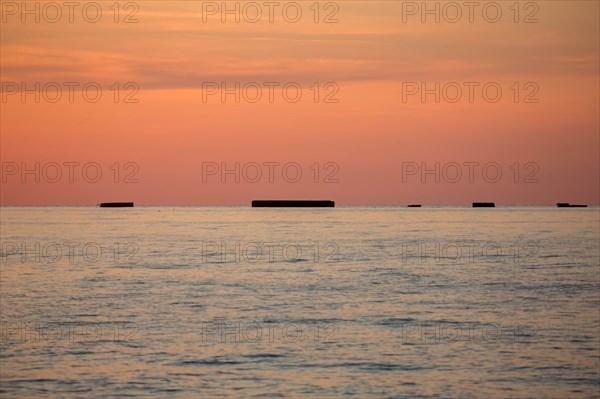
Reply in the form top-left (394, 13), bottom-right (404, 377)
top-left (1, 1), bottom-right (598, 205)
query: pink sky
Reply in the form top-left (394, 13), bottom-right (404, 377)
top-left (1, 1), bottom-right (598, 205)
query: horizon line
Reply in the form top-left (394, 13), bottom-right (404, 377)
top-left (1, 204), bottom-right (599, 207)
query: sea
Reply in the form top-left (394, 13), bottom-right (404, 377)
top-left (1, 206), bottom-right (599, 398)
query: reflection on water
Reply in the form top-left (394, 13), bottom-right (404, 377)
top-left (1, 207), bottom-right (599, 398)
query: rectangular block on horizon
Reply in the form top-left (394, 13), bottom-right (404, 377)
top-left (252, 200), bottom-right (335, 208)
top-left (99, 202), bottom-right (134, 208)
top-left (472, 202), bottom-right (496, 208)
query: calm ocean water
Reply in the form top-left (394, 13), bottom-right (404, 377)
top-left (1, 206), bottom-right (599, 398)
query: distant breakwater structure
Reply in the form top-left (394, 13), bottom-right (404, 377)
top-left (557, 203), bottom-right (588, 208)
top-left (472, 202), bottom-right (495, 208)
top-left (98, 202), bottom-right (134, 208)
top-left (252, 200), bottom-right (335, 208)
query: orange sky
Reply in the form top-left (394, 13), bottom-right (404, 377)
top-left (1, 1), bottom-right (598, 205)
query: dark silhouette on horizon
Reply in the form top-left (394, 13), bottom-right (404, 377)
top-left (99, 202), bottom-right (134, 208)
top-left (473, 202), bottom-right (495, 208)
top-left (557, 203), bottom-right (587, 208)
top-left (252, 200), bottom-right (335, 208)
